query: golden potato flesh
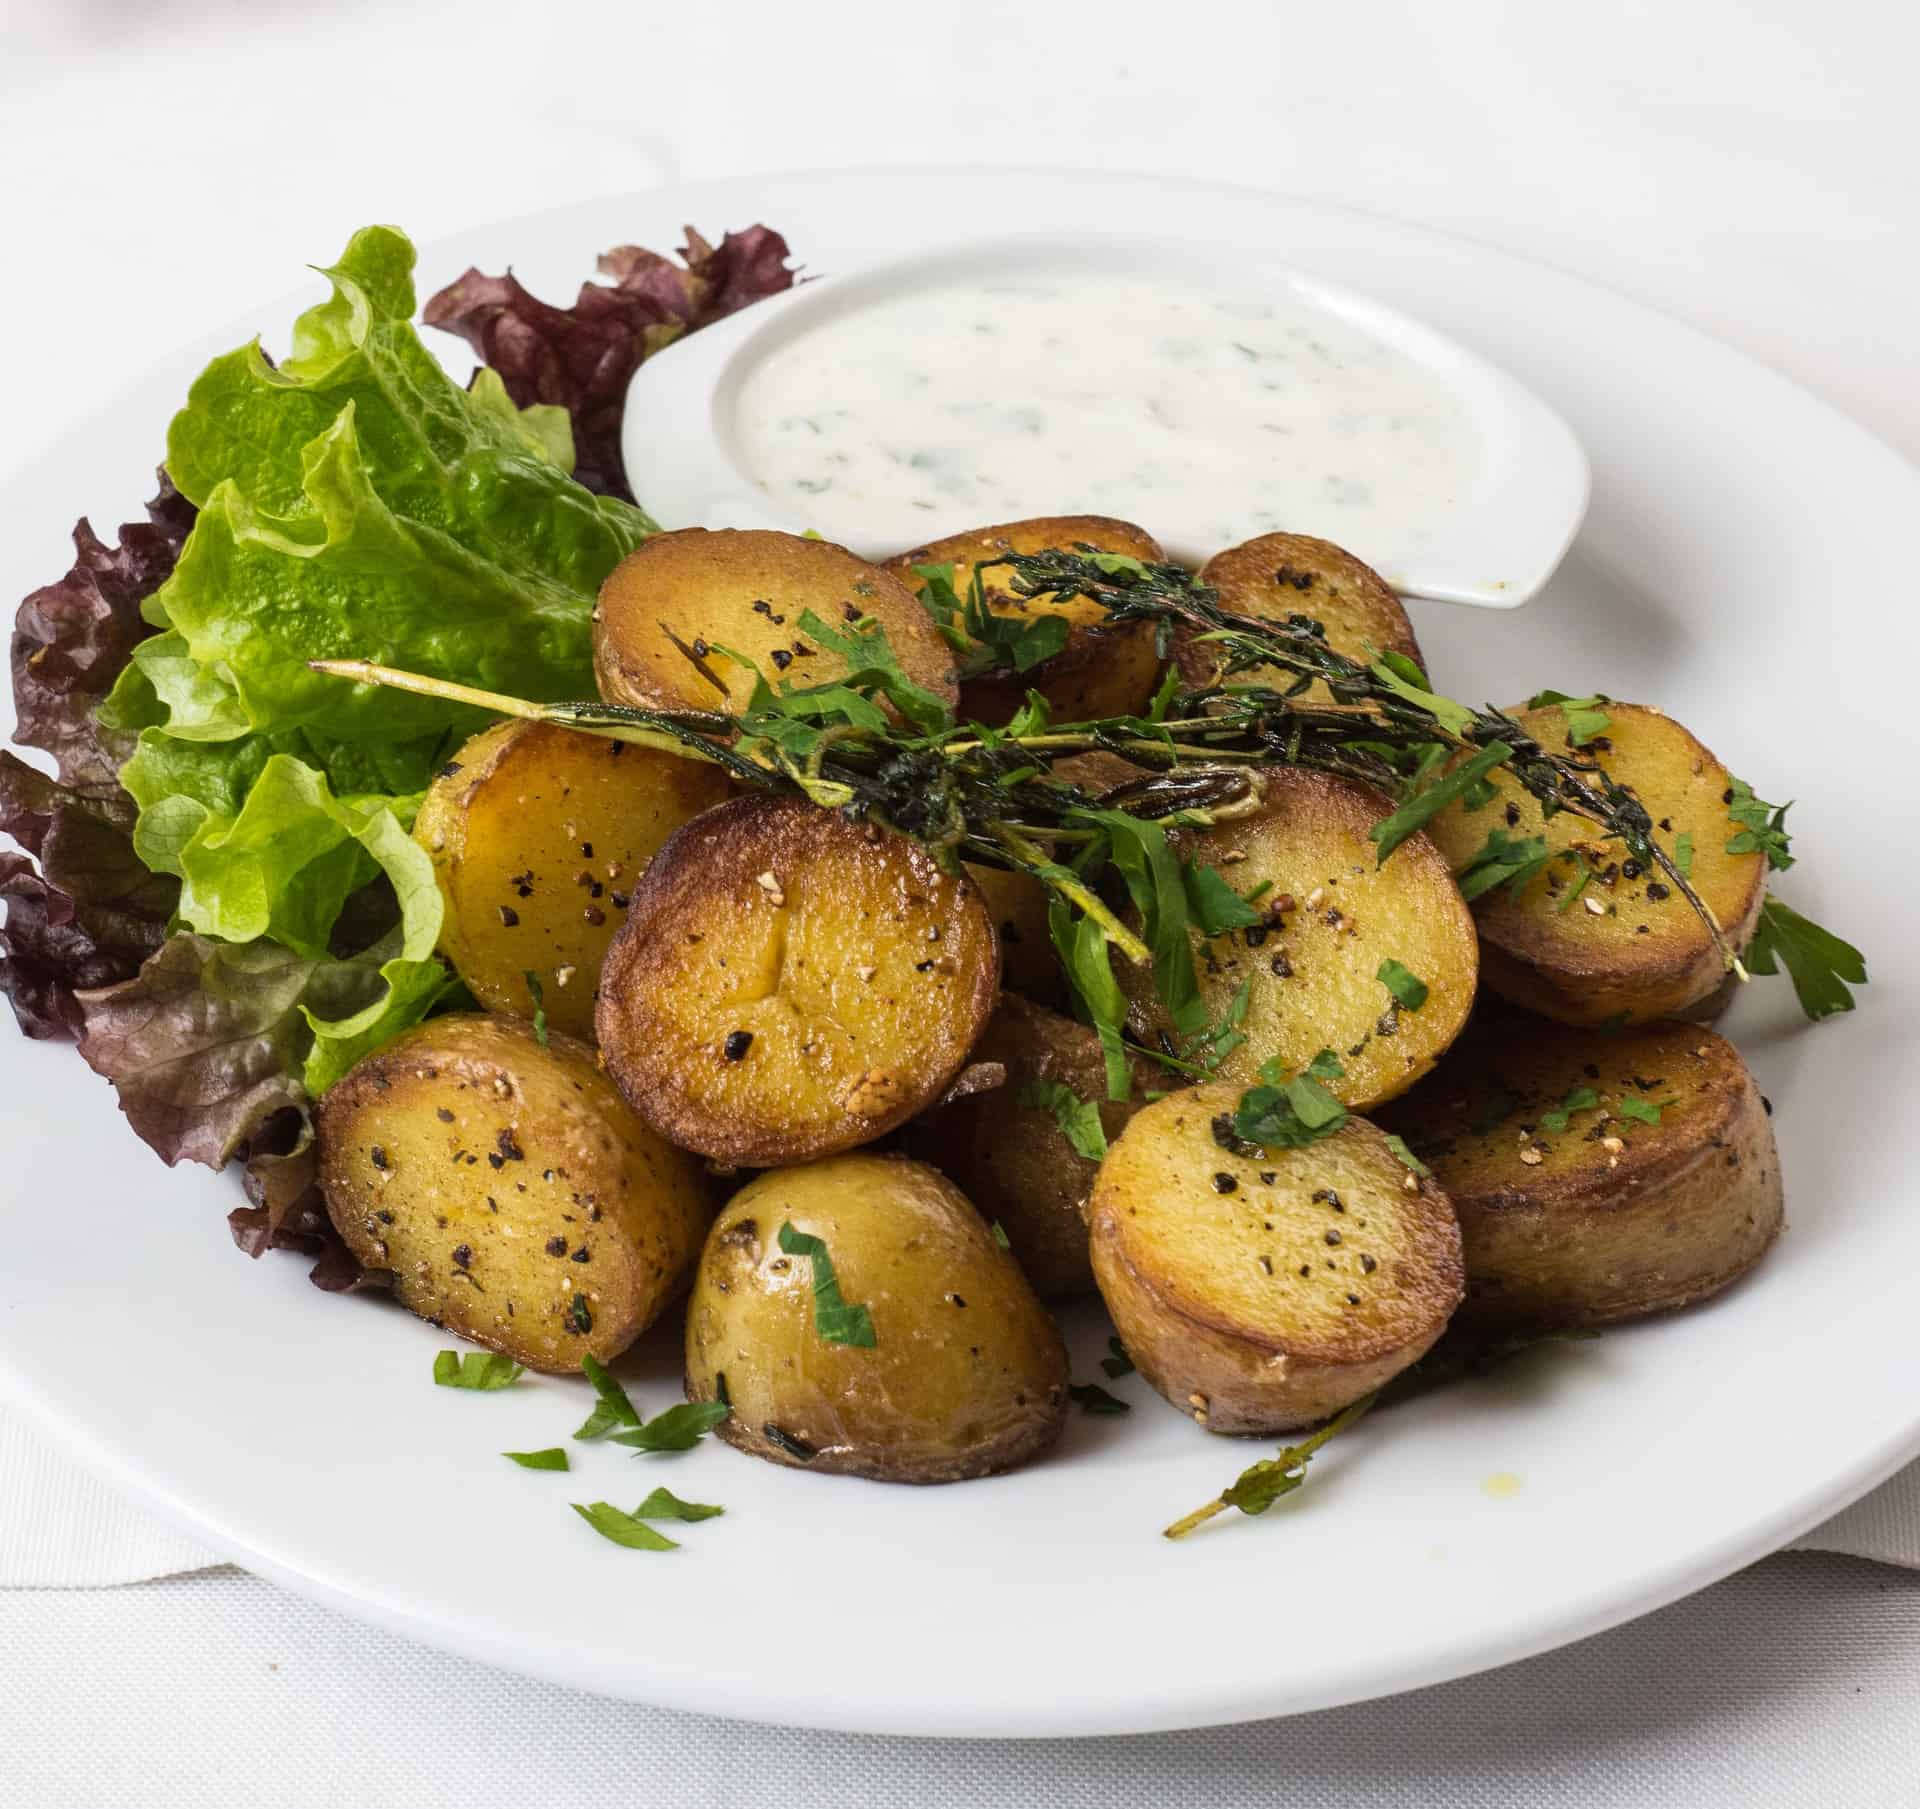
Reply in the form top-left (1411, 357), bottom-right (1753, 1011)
top-left (1089, 1085), bottom-right (1463, 1434)
top-left (910, 995), bottom-right (1165, 1299)
top-left (884, 515), bottom-right (1165, 725)
top-left (684, 1154), bottom-right (1068, 1483)
top-left (593, 527), bottom-right (959, 717)
top-left (1119, 769), bottom-right (1478, 1109)
top-left (1424, 701), bottom-right (1766, 1026)
top-left (1378, 1014), bottom-right (1782, 1331)
top-left (316, 1015), bottom-right (711, 1372)
top-left (412, 719), bottom-right (732, 1041)
top-left (1184, 533), bottom-right (1424, 697)
top-left (595, 793), bottom-right (1001, 1165)
top-left (964, 861), bottom-right (1062, 1005)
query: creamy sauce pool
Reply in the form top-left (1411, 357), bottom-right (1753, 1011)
top-left (731, 275), bottom-right (1482, 563)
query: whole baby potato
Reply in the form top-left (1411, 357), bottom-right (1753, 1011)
top-left (684, 1153), bottom-right (1069, 1483)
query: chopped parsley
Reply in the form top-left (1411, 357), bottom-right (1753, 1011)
top-left (1539, 1085), bottom-right (1600, 1132)
top-left (1672, 830), bottom-right (1695, 879)
top-left (1371, 742), bottom-right (1514, 865)
top-left (608, 1401), bottom-right (732, 1454)
top-left (1528, 688), bottom-right (1612, 747)
top-left (1376, 958), bottom-right (1429, 1012)
top-left (777, 1221), bottom-right (878, 1347)
top-left (522, 970), bottom-right (548, 1046)
top-left (574, 1353), bottom-right (644, 1440)
top-left (1181, 859), bottom-right (1263, 935)
top-left (1724, 778), bottom-right (1795, 870)
top-left (633, 1487), bottom-right (725, 1523)
top-left (1099, 1337), bottom-right (1135, 1379)
top-left (1069, 1381), bottom-right (1131, 1415)
top-left (1017, 1080), bottom-right (1109, 1161)
top-left (432, 1350), bottom-right (523, 1391)
top-left (1231, 1051), bottom-right (1349, 1151)
top-left (503, 1447), bottom-right (569, 1471)
top-left (570, 1501), bottom-right (680, 1552)
top-left (1383, 1133), bottom-right (1430, 1177)
top-left (1616, 1095), bottom-right (1678, 1126)
top-left (1746, 894), bottom-right (1866, 1021)
top-left (911, 560), bottom-right (1071, 677)
top-left (1455, 827), bottom-right (1549, 900)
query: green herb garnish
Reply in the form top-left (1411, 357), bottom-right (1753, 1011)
top-left (1231, 1057), bottom-right (1349, 1151)
top-left (1672, 830), bottom-right (1694, 878)
top-left (1455, 828), bottom-right (1550, 900)
top-left (609, 1401), bottom-right (732, 1454)
top-left (1539, 1085), bottom-right (1600, 1132)
top-left (1528, 688), bottom-right (1612, 747)
top-left (1724, 778), bottom-right (1795, 870)
top-left (574, 1352), bottom-right (644, 1440)
top-left (1017, 1080), bottom-right (1109, 1161)
top-left (1616, 1095), bottom-right (1677, 1126)
top-left (504, 1447), bottom-right (569, 1470)
top-left (1181, 859), bottom-right (1263, 935)
top-left (1376, 958), bottom-right (1429, 1012)
top-left (633, 1487), bottom-right (725, 1523)
top-left (777, 1222), bottom-right (877, 1347)
top-left (522, 970), bottom-right (549, 1046)
top-left (570, 1501), bottom-right (680, 1552)
top-left (1069, 1382), bottom-right (1131, 1415)
top-left (1383, 1134), bottom-right (1430, 1177)
top-left (1100, 1337), bottom-right (1135, 1379)
top-left (432, 1350), bottom-right (523, 1391)
top-left (911, 560), bottom-right (1072, 678)
top-left (1165, 1392), bottom-right (1379, 1537)
top-left (1745, 894), bottom-right (1866, 1020)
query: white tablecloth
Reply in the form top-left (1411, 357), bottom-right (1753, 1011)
top-left (3, 0), bottom-right (1916, 1800)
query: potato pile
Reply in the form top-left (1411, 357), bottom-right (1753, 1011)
top-left (314, 518), bottom-right (1783, 1485)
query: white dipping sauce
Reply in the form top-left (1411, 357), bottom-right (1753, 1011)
top-left (730, 274), bottom-right (1482, 564)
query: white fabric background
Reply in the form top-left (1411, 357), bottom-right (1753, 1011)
top-left (4, 0), bottom-right (1918, 1801)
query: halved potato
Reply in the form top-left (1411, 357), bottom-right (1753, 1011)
top-left (315, 1014), bottom-right (711, 1372)
top-left (595, 793), bottom-right (1000, 1165)
top-left (910, 995), bottom-right (1169, 1298)
top-left (412, 719), bottom-right (732, 1041)
top-left (1424, 701), bottom-right (1767, 1026)
top-left (684, 1153), bottom-right (1068, 1482)
top-left (1377, 1013), bottom-right (1783, 1330)
top-left (1184, 533), bottom-right (1423, 695)
top-left (884, 515), bottom-right (1165, 725)
top-left (1089, 1084), bottom-right (1463, 1433)
top-left (593, 527), bottom-right (959, 717)
top-left (964, 862), bottom-right (1061, 1005)
top-left (1118, 768), bottom-right (1478, 1109)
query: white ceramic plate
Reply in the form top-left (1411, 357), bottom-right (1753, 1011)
top-left (622, 232), bottom-right (1591, 606)
top-left (1, 168), bottom-right (1915, 1739)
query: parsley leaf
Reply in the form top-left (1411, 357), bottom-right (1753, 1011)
top-left (608, 1400), bottom-right (732, 1454)
top-left (1370, 655), bottom-right (1476, 735)
top-left (1538, 1085), bottom-right (1599, 1132)
top-left (1616, 1095), bottom-right (1677, 1126)
top-left (990, 1220), bottom-right (1011, 1250)
top-left (571, 1501), bottom-right (679, 1552)
top-left (1017, 1080), bottom-right (1109, 1161)
top-left (1172, 1393), bottom-right (1379, 1534)
top-left (1383, 1133), bottom-right (1431, 1177)
top-left (1192, 977), bottom-right (1253, 1073)
top-left (1232, 1059), bottom-right (1349, 1150)
top-left (504, 1447), bottom-right (569, 1470)
top-left (1376, 958), bottom-right (1429, 1011)
top-left (1528, 688), bottom-right (1612, 747)
top-left (432, 1350), bottom-right (523, 1391)
top-left (1182, 859), bottom-right (1263, 935)
top-left (1051, 899), bottom-right (1132, 1100)
top-left (788, 608), bottom-right (955, 735)
top-left (1672, 830), bottom-right (1694, 879)
top-left (574, 1352), bottom-right (644, 1440)
top-left (777, 1221), bottom-right (878, 1347)
top-left (521, 970), bottom-right (549, 1046)
top-left (1069, 1381), bottom-right (1131, 1415)
top-left (633, 1487), bottom-right (725, 1523)
top-left (1075, 809), bottom-right (1206, 1036)
top-left (1746, 894), bottom-right (1866, 1021)
top-left (1100, 1337), bottom-right (1135, 1379)
top-left (1455, 827), bottom-right (1549, 900)
top-left (1724, 778), bottom-right (1795, 871)
top-left (911, 561), bottom-right (1071, 677)
top-left (1371, 742), bottom-right (1513, 865)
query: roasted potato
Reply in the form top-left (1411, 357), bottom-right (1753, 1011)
top-left (316, 1014), bottom-right (711, 1372)
top-left (884, 515), bottom-right (1165, 725)
top-left (593, 527), bottom-right (958, 717)
top-left (910, 995), bottom-right (1169, 1299)
top-left (595, 793), bottom-right (1000, 1165)
top-left (1088, 1085), bottom-right (1463, 1433)
top-left (684, 1153), bottom-right (1069, 1482)
top-left (412, 719), bottom-right (732, 1041)
top-left (1184, 533), bottom-right (1424, 695)
top-left (1119, 768), bottom-right (1478, 1109)
top-left (1378, 1013), bottom-right (1782, 1330)
top-left (964, 862), bottom-right (1061, 1005)
top-left (1424, 701), bottom-right (1767, 1026)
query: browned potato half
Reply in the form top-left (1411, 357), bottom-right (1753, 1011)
top-left (684, 1153), bottom-right (1069, 1482)
top-left (596, 793), bottom-right (1000, 1165)
top-left (1424, 701), bottom-right (1767, 1026)
top-left (1119, 769), bottom-right (1477, 1109)
top-left (412, 719), bottom-right (732, 1041)
top-left (964, 862), bottom-right (1061, 1005)
top-left (316, 1014), bottom-right (711, 1372)
top-left (1377, 1014), bottom-right (1783, 1331)
top-left (1089, 1085), bottom-right (1463, 1433)
top-left (884, 516), bottom-right (1165, 725)
top-left (910, 995), bottom-right (1169, 1299)
top-left (593, 527), bottom-right (958, 717)
top-left (1183, 534), bottom-right (1423, 695)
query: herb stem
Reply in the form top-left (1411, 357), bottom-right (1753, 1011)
top-left (1162, 1390), bottom-right (1379, 1539)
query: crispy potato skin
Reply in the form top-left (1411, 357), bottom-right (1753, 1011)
top-left (412, 719), bottom-right (732, 1041)
top-left (596, 793), bottom-right (1000, 1165)
top-left (910, 996), bottom-right (1165, 1299)
top-left (1089, 1085), bottom-right (1463, 1434)
top-left (1425, 702), bottom-right (1765, 1027)
top-left (1186, 535), bottom-right (1423, 695)
top-left (1377, 1014), bottom-right (1783, 1330)
top-left (593, 527), bottom-right (958, 716)
top-left (1119, 769), bottom-right (1477, 1109)
top-left (884, 516), bottom-right (1165, 725)
top-left (684, 1154), bottom-right (1068, 1483)
top-left (316, 1015), bottom-right (711, 1372)
top-left (964, 863), bottom-right (1062, 1006)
